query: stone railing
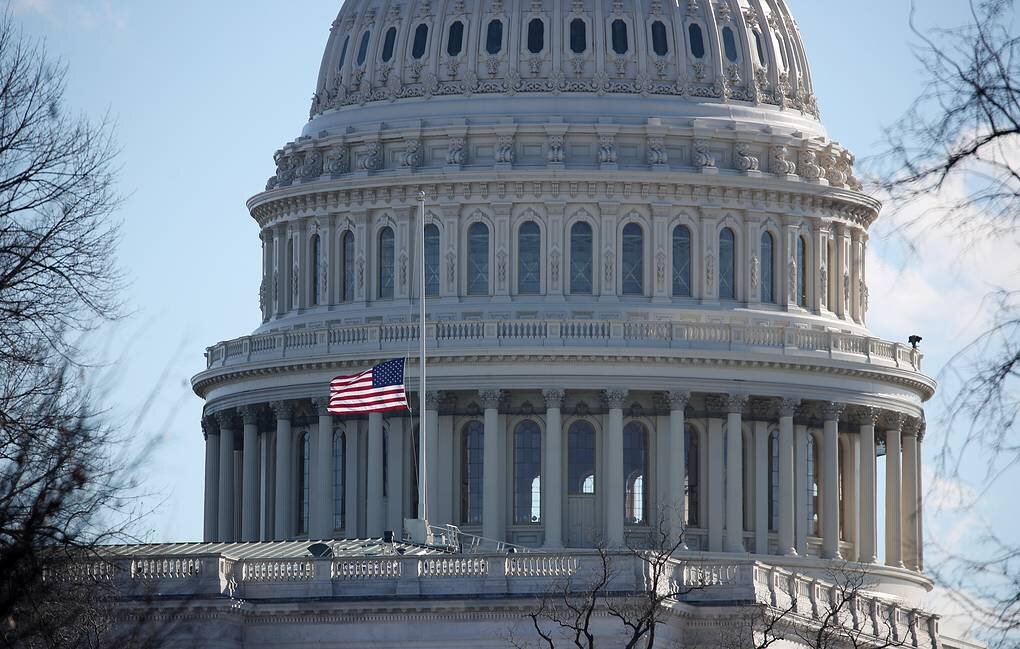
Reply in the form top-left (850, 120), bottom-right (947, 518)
top-left (203, 320), bottom-right (923, 374)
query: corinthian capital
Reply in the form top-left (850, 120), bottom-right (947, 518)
top-left (903, 418), bottom-right (922, 438)
top-left (778, 398), bottom-right (801, 418)
top-left (542, 388), bottom-right (565, 409)
top-left (822, 401), bottom-right (845, 421)
top-left (241, 404), bottom-right (261, 426)
top-left (214, 409), bottom-right (238, 430)
top-left (725, 394), bottom-right (749, 414)
top-left (666, 391), bottom-right (691, 411)
top-left (478, 389), bottom-right (503, 410)
top-left (270, 400), bottom-right (293, 421)
top-left (604, 389), bottom-right (629, 410)
top-left (424, 391), bottom-right (443, 410)
top-left (311, 397), bottom-right (331, 417)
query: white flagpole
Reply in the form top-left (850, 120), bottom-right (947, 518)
top-left (417, 190), bottom-right (428, 522)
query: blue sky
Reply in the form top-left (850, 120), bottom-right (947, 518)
top-left (10, 0), bottom-right (1012, 598)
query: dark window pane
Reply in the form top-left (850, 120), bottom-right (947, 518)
top-left (672, 226), bottom-right (691, 297)
top-left (333, 431), bottom-right (345, 529)
top-left (357, 30), bottom-right (371, 65)
top-left (341, 231), bottom-right (355, 303)
top-left (378, 227), bottom-right (395, 299)
top-left (468, 222), bottom-right (489, 295)
top-left (425, 224), bottom-right (440, 297)
top-left (311, 234), bottom-right (321, 305)
top-left (486, 19), bottom-right (503, 54)
top-left (685, 425), bottom-right (699, 527)
top-left (611, 19), bottom-right (629, 54)
top-left (298, 433), bottom-right (310, 534)
top-left (514, 420), bottom-right (542, 524)
top-left (719, 228), bottom-right (735, 300)
top-left (527, 18), bottom-right (545, 54)
top-left (517, 221), bottom-right (541, 294)
top-left (568, 421), bottom-right (596, 495)
top-left (797, 236), bottom-right (807, 307)
top-left (412, 23), bottom-right (429, 59)
top-left (338, 36), bottom-right (350, 69)
top-left (722, 26), bottom-right (738, 62)
top-left (623, 422), bottom-right (647, 525)
top-left (622, 223), bottom-right (643, 296)
top-left (447, 21), bottom-right (464, 56)
top-left (754, 30), bottom-right (767, 66)
top-left (569, 18), bottom-right (587, 54)
top-left (461, 421), bottom-right (484, 525)
top-left (570, 222), bottom-right (593, 294)
top-left (769, 431), bottom-right (779, 531)
top-left (382, 27), bottom-right (397, 62)
top-left (651, 21), bottom-right (669, 56)
top-left (688, 23), bottom-right (705, 59)
top-left (760, 231), bottom-right (775, 304)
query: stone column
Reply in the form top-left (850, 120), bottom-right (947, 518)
top-left (885, 415), bottom-right (904, 567)
top-left (667, 392), bottom-right (690, 543)
top-left (794, 423), bottom-right (809, 555)
top-left (707, 412), bottom-right (725, 553)
top-left (203, 418), bottom-right (220, 543)
top-left (725, 395), bottom-right (748, 553)
top-left (753, 419), bottom-right (769, 555)
top-left (366, 412), bottom-right (385, 538)
top-left (542, 389), bottom-right (565, 549)
top-left (259, 430), bottom-right (273, 541)
top-left (822, 403), bottom-right (843, 559)
top-left (273, 225), bottom-right (286, 317)
top-left (604, 389), bottom-right (627, 547)
top-left (241, 406), bottom-right (261, 542)
top-left (387, 417), bottom-right (405, 535)
top-left (311, 398), bottom-right (334, 539)
top-left (778, 399), bottom-right (798, 555)
top-left (835, 225), bottom-right (850, 319)
top-left (215, 410), bottom-right (236, 543)
top-left (917, 424), bottom-right (926, 572)
top-left (271, 401), bottom-right (293, 541)
top-left (902, 418), bottom-right (921, 571)
top-left (344, 421), bottom-right (361, 539)
top-left (421, 392), bottom-right (441, 522)
top-left (480, 389), bottom-right (503, 541)
top-left (858, 409), bottom-right (878, 562)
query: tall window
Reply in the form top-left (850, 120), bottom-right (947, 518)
top-left (298, 432), bottom-right (310, 535)
top-left (467, 222), bottom-right (489, 295)
top-left (461, 421), bottom-right (484, 525)
top-left (337, 36), bottom-right (350, 71)
top-left (827, 240), bottom-right (837, 309)
top-left (621, 223), bottom-right (644, 296)
top-left (722, 25), bottom-right (739, 62)
top-left (356, 30), bottom-right (371, 65)
top-left (624, 422), bottom-right (648, 524)
top-left (569, 18), bottom-right (587, 54)
top-left (310, 234), bottom-right (321, 305)
top-left (486, 19), bottom-right (503, 54)
top-left (286, 238), bottom-right (294, 311)
top-left (719, 228), bottom-right (736, 300)
top-left (570, 222), bottom-right (593, 294)
top-left (378, 226), bottom-right (395, 299)
top-left (412, 23), bottom-right (429, 59)
top-left (797, 236), bottom-right (807, 307)
top-left (527, 18), bottom-right (545, 54)
top-left (517, 221), bottom-right (541, 294)
top-left (568, 421), bottom-right (596, 494)
top-left (672, 225), bottom-right (692, 297)
top-left (838, 440), bottom-right (847, 541)
top-left (753, 30), bottom-right (768, 66)
top-left (651, 20), bottom-right (669, 56)
top-left (768, 430), bottom-right (779, 531)
top-left (340, 231), bottom-right (355, 303)
top-left (760, 231), bottom-right (775, 303)
top-left (381, 27), bottom-right (397, 62)
top-left (688, 24), bottom-right (706, 59)
top-left (447, 21), bottom-right (464, 56)
top-left (807, 434), bottom-right (819, 536)
top-left (685, 425), bottom-right (699, 527)
top-left (424, 223), bottom-right (440, 297)
top-left (333, 430), bottom-right (345, 529)
top-left (611, 19), bottom-right (629, 54)
top-left (514, 420), bottom-right (542, 524)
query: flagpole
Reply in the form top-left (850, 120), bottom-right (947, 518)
top-left (417, 190), bottom-right (428, 523)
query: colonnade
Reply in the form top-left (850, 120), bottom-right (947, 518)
top-left (202, 390), bottom-right (924, 572)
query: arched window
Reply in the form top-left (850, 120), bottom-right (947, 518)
top-left (333, 430), bottom-right (345, 529)
top-left (286, 238), bottom-right (295, 311)
top-left (461, 421), bottom-right (484, 525)
top-left (807, 433), bottom-right (819, 536)
top-left (356, 30), bottom-right (371, 65)
top-left (527, 18), bottom-right (545, 54)
top-left (672, 225), bottom-right (692, 297)
top-left (570, 222), bottom-right (593, 295)
top-left (768, 430), bottom-right (779, 531)
top-left (424, 223), bottom-right (440, 297)
top-left (688, 23), bottom-right (706, 59)
top-left (611, 19), bottom-right (629, 54)
top-left (517, 221), bottom-right (541, 294)
top-left (651, 20), bottom-right (669, 56)
top-left (513, 420), bottom-right (542, 524)
top-left (685, 425), bottom-right (699, 526)
top-left (340, 231), bottom-right (355, 303)
top-left (827, 240), bottom-right (837, 309)
top-left (797, 236), bottom-right (807, 307)
top-left (719, 228), bottom-right (736, 300)
top-left (297, 432), bottom-right (310, 535)
top-left (486, 19), bottom-right (503, 54)
top-left (568, 420), bottom-right (596, 495)
top-left (412, 23), bottom-right (429, 59)
top-left (381, 26), bottom-right (397, 62)
top-left (722, 25), bottom-right (739, 62)
top-left (378, 226), bottom-right (395, 299)
top-left (624, 422), bottom-right (648, 525)
top-left (760, 231), bottom-right (775, 304)
top-left (569, 18), bottom-right (587, 54)
top-left (310, 234), bottom-right (321, 306)
top-left (621, 223), bottom-right (644, 296)
top-left (753, 30), bottom-right (768, 66)
top-left (447, 21), bottom-right (464, 56)
top-left (467, 222), bottom-right (489, 295)
top-left (337, 36), bottom-right (350, 71)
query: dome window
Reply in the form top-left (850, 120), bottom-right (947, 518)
top-left (719, 227), bottom-right (735, 300)
top-left (467, 222), bottom-right (490, 295)
top-left (517, 221), bottom-right (541, 294)
top-left (381, 27), bottom-right (397, 62)
top-left (337, 35), bottom-right (350, 70)
top-left (486, 19), bottom-right (503, 55)
top-left (688, 23), bottom-right (705, 59)
top-left (760, 231), bottom-right (775, 304)
top-left (672, 225), bottom-right (692, 297)
top-left (753, 30), bottom-right (768, 67)
top-left (570, 221), bottom-right (593, 295)
top-left (527, 18), bottom-right (545, 54)
top-left (424, 224), bottom-right (440, 297)
top-left (722, 25), bottom-right (739, 63)
top-left (378, 227), bottom-right (395, 299)
top-left (651, 20), bottom-right (669, 56)
top-left (621, 222), bottom-right (643, 295)
top-left (611, 19), bottom-right (629, 55)
top-left (569, 18), bottom-right (587, 54)
top-left (411, 23), bottom-right (429, 59)
top-left (447, 20), bottom-right (465, 57)
top-left (356, 30), bottom-right (371, 66)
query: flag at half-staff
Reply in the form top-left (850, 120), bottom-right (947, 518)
top-left (328, 358), bottom-right (409, 415)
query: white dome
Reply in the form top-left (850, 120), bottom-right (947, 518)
top-left (308, 0), bottom-right (821, 136)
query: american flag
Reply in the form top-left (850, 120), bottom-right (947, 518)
top-left (328, 359), bottom-right (409, 415)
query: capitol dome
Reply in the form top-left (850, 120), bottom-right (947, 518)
top-left (194, 0), bottom-right (935, 621)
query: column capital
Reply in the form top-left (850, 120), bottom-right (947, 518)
top-left (604, 389), bottom-right (629, 410)
top-left (880, 411), bottom-right (907, 433)
top-left (917, 421), bottom-right (927, 442)
top-left (854, 406), bottom-right (881, 426)
top-left (902, 418), bottom-right (922, 438)
top-left (822, 401), bottom-right (845, 422)
top-left (202, 416), bottom-right (218, 438)
top-left (778, 398), bottom-right (801, 418)
top-left (241, 404), bottom-right (261, 426)
top-left (542, 388), bottom-right (565, 409)
top-left (478, 389), bottom-right (503, 410)
top-left (666, 391), bottom-right (691, 411)
top-left (270, 400), bottom-right (294, 421)
top-left (311, 397), bottom-right (331, 416)
top-left (725, 394), bottom-right (749, 415)
top-left (214, 409), bottom-right (238, 431)
top-left (424, 391), bottom-right (443, 410)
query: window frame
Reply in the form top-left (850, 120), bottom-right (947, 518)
top-left (381, 26), bottom-right (398, 63)
top-left (516, 220), bottom-right (542, 295)
top-left (719, 227), bottom-right (737, 300)
top-left (446, 20), bottom-right (465, 57)
top-left (569, 220), bottom-right (594, 295)
top-left (411, 23), bottom-right (430, 60)
top-left (650, 20), bottom-right (670, 57)
top-left (687, 22), bottom-right (707, 60)
top-left (512, 419), bottom-right (543, 525)
top-left (568, 17), bottom-right (588, 55)
top-left (484, 18), bottom-right (504, 55)
top-left (567, 419), bottom-right (597, 496)
top-left (760, 230), bottom-right (776, 304)
top-left (424, 223), bottom-right (441, 297)
top-left (466, 221), bottom-right (490, 296)
top-left (610, 18), bottom-right (630, 55)
top-left (621, 222), bottom-right (645, 296)
top-left (460, 420), bottom-right (485, 525)
top-left (525, 17), bottom-right (546, 55)
top-left (672, 224), bottom-right (692, 298)
top-left (377, 226), bottom-right (395, 300)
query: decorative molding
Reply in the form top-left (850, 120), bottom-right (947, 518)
top-left (604, 389), bottom-right (629, 410)
top-left (666, 391), bottom-right (691, 411)
top-left (270, 400), bottom-right (294, 421)
top-left (541, 388), bottom-right (565, 409)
